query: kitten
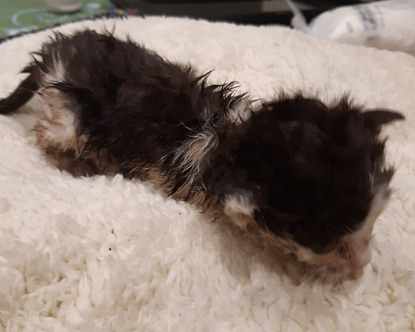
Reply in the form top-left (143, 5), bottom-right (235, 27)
top-left (0, 30), bottom-right (404, 280)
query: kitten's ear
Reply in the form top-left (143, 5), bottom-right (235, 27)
top-left (223, 190), bottom-right (257, 230)
top-left (362, 110), bottom-right (404, 129)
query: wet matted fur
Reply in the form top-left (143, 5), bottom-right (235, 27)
top-left (0, 29), bottom-right (404, 282)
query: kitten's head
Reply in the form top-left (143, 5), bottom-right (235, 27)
top-left (221, 96), bottom-right (404, 280)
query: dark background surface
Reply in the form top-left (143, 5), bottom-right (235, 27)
top-left (110, 0), bottom-right (370, 25)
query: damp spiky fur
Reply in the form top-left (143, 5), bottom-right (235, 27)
top-left (0, 30), bottom-right (404, 280)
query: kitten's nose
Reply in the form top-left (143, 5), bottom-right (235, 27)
top-left (340, 227), bottom-right (372, 271)
top-left (349, 248), bottom-right (372, 271)
top-left (342, 237), bottom-right (372, 271)
top-left (339, 237), bottom-right (372, 271)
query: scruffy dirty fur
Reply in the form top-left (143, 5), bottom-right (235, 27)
top-left (0, 30), bottom-right (404, 281)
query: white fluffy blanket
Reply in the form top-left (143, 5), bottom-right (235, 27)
top-left (0, 16), bottom-right (414, 332)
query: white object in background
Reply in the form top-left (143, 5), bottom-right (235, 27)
top-left (46, 0), bottom-right (82, 13)
top-left (287, 0), bottom-right (415, 56)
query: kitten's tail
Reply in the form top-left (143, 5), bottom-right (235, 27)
top-left (0, 69), bottom-right (38, 115)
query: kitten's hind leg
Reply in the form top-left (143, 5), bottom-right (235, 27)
top-left (33, 88), bottom-right (100, 176)
top-left (42, 145), bottom-right (99, 177)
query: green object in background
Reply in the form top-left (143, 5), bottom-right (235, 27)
top-left (0, 0), bottom-right (113, 38)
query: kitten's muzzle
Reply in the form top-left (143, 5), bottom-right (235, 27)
top-left (338, 235), bottom-right (372, 271)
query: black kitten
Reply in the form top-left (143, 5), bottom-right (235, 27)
top-left (0, 30), bottom-right (404, 280)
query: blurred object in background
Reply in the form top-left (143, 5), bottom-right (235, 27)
top-left (109, 0), bottom-right (372, 25)
top-left (1, 0), bottom-right (388, 41)
top-left (45, 0), bottom-right (82, 13)
top-left (288, 0), bottom-right (415, 56)
top-left (0, 0), bottom-right (113, 39)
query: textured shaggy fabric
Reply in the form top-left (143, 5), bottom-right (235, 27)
top-left (0, 16), bottom-right (414, 332)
